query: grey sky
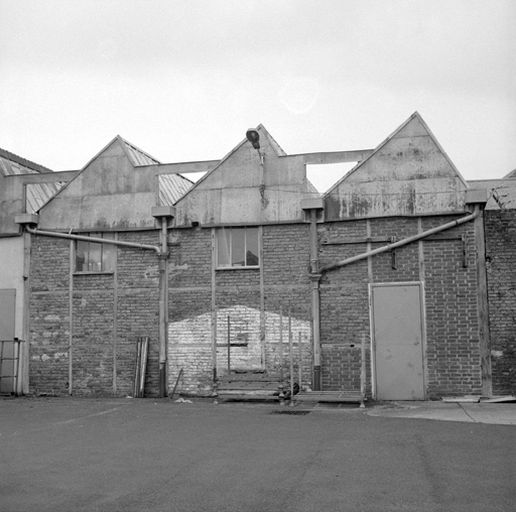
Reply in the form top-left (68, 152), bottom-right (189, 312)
top-left (1, 0), bottom-right (514, 191)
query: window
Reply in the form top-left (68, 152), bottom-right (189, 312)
top-left (216, 227), bottom-right (259, 268)
top-left (75, 233), bottom-right (115, 272)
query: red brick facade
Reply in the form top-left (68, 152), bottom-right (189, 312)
top-left (28, 215), bottom-right (495, 399)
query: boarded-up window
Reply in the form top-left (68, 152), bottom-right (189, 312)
top-left (216, 227), bottom-right (259, 268)
top-left (76, 233), bottom-right (115, 272)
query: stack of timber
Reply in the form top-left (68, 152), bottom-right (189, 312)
top-left (294, 390), bottom-right (366, 408)
top-left (216, 370), bottom-right (284, 402)
top-left (133, 336), bottom-right (149, 398)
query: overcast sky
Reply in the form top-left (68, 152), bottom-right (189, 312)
top-left (1, 0), bottom-right (515, 191)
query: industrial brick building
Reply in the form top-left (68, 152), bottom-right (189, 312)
top-left (2, 112), bottom-right (515, 400)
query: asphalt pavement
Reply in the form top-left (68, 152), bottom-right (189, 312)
top-left (1, 397), bottom-right (514, 512)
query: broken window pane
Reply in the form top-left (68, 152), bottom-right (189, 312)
top-left (246, 227), bottom-right (259, 266)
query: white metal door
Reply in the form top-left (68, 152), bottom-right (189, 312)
top-left (371, 283), bottom-right (425, 400)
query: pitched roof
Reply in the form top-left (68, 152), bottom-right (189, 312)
top-left (468, 179), bottom-right (516, 210)
top-left (118, 136), bottom-right (161, 166)
top-left (26, 181), bottom-right (67, 213)
top-left (324, 111), bottom-right (468, 197)
top-left (503, 169), bottom-right (516, 179)
top-left (175, 124), bottom-right (307, 205)
top-left (39, 135), bottom-right (194, 211)
top-left (159, 174), bottom-right (194, 205)
top-left (0, 147), bottom-right (53, 176)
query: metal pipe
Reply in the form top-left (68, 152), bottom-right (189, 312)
top-left (68, 240), bottom-right (73, 395)
top-left (279, 308), bottom-right (283, 384)
top-left (227, 315), bottom-right (231, 374)
top-left (311, 275), bottom-right (322, 390)
top-left (158, 218), bottom-right (169, 397)
top-left (307, 208), bottom-right (322, 390)
top-left (320, 210), bottom-right (480, 273)
top-left (288, 308), bottom-right (294, 404)
top-left (25, 226), bottom-right (161, 254)
top-left (309, 209), bottom-right (319, 274)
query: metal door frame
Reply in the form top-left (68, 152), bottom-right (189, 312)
top-left (368, 281), bottom-right (427, 400)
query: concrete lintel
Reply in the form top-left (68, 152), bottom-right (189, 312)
top-left (14, 213), bottom-right (39, 225)
top-left (285, 149), bottom-right (374, 165)
top-left (151, 206), bottom-right (176, 218)
top-left (301, 197), bottom-right (324, 210)
top-left (466, 188), bottom-right (488, 205)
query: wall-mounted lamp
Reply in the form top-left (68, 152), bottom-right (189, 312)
top-left (246, 129), bottom-right (260, 150)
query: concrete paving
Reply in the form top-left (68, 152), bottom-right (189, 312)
top-left (365, 400), bottom-right (516, 425)
top-left (1, 397), bottom-right (515, 512)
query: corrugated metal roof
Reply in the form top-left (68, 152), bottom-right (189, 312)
top-left (25, 182), bottom-right (66, 213)
top-left (159, 174), bottom-right (194, 205)
top-left (0, 147), bottom-right (53, 175)
top-left (468, 179), bottom-right (516, 210)
top-left (119, 138), bottom-right (161, 166)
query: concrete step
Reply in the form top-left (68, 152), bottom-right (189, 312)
top-left (295, 391), bottom-right (366, 405)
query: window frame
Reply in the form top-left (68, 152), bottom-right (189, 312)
top-left (74, 232), bottom-right (116, 274)
top-left (215, 226), bottom-right (260, 269)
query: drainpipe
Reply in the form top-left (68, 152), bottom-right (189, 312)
top-left (152, 206), bottom-right (175, 398)
top-left (301, 197), bottom-right (324, 391)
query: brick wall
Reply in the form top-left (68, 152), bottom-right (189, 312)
top-left (29, 214), bottom-right (490, 399)
top-left (318, 216), bottom-right (482, 397)
top-left (29, 237), bottom-right (70, 395)
top-left (167, 224), bottom-right (313, 395)
top-left (29, 231), bottom-right (161, 397)
top-left (485, 210), bottom-right (516, 395)
top-left (422, 217), bottom-right (480, 397)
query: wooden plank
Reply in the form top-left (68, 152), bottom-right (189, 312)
top-left (474, 206), bottom-right (492, 396)
top-left (217, 394), bottom-right (281, 402)
top-left (217, 383), bottom-right (282, 391)
top-left (217, 389), bottom-right (279, 396)
top-left (442, 396), bottom-right (480, 403)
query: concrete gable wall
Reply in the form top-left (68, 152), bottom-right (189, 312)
top-left (325, 115), bottom-right (467, 220)
top-left (38, 140), bottom-right (159, 231)
top-left (174, 127), bottom-right (309, 227)
top-left (0, 171), bottom-right (76, 235)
